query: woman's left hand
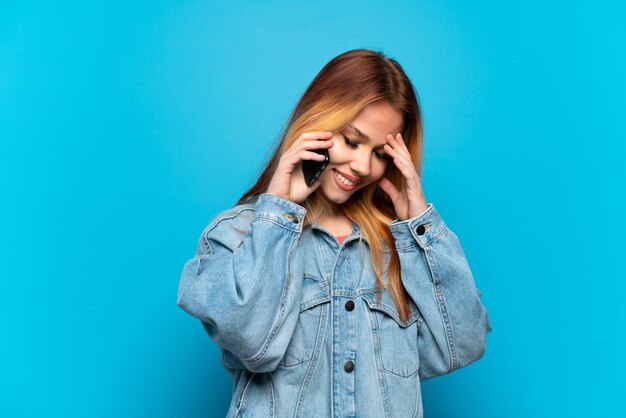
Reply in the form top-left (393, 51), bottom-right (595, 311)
top-left (377, 133), bottom-right (429, 221)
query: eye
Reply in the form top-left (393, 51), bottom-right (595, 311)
top-left (343, 135), bottom-right (359, 149)
top-left (344, 135), bottom-right (390, 161)
top-left (375, 150), bottom-right (392, 161)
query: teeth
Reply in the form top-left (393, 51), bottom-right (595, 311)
top-left (335, 171), bottom-right (358, 186)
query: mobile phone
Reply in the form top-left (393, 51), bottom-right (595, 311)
top-left (302, 148), bottom-right (330, 187)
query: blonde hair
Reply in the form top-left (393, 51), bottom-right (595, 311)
top-left (237, 49), bottom-right (423, 324)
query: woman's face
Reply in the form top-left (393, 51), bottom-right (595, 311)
top-left (317, 100), bottom-right (404, 205)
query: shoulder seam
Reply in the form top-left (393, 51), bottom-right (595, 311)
top-left (202, 206), bottom-right (256, 254)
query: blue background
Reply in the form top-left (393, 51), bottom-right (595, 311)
top-left (2, 0), bottom-right (625, 417)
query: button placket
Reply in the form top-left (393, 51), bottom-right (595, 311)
top-left (342, 299), bottom-right (356, 375)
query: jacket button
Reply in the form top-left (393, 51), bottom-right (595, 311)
top-left (344, 361), bottom-right (355, 373)
top-left (416, 224), bottom-right (426, 235)
top-left (282, 213), bottom-right (300, 223)
top-left (344, 300), bottom-right (354, 311)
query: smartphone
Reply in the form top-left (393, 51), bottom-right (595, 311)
top-left (302, 148), bottom-right (330, 187)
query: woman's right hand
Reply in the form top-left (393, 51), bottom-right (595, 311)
top-left (266, 131), bottom-right (334, 204)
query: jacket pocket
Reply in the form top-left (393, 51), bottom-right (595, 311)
top-left (278, 273), bottom-right (330, 368)
top-left (232, 371), bottom-right (275, 418)
top-left (363, 288), bottom-right (422, 378)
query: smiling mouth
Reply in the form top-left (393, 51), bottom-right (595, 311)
top-left (333, 169), bottom-right (359, 190)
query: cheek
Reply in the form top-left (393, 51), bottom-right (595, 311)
top-left (320, 166), bottom-right (335, 182)
top-left (371, 162), bottom-right (388, 180)
top-left (327, 144), bottom-right (342, 163)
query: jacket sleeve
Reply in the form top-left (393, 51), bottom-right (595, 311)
top-left (388, 203), bottom-right (492, 381)
top-left (176, 193), bottom-right (307, 373)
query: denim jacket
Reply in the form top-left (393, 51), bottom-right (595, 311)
top-left (177, 193), bottom-right (492, 418)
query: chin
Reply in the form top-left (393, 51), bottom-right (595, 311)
top-left (328, 194), bottom-right (351, 205)
top-left (319, 182), bottom-right (356, 205)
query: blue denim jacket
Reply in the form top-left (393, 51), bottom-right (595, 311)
top-left (177, 193), bottom-right (491, 418)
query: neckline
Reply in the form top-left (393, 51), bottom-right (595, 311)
top-left (309, 222), bottom-right (364, 243)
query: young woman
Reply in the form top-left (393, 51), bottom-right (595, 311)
top-left (177, 49), bottom-right (491, 417)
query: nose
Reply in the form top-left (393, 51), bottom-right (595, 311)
top-left (348, 150), bottom-right (371, 177)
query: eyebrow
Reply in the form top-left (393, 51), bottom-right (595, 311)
top-left (346, 124), bottom-right (371, 142)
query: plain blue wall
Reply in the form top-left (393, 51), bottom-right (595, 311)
top-left (2, 0), bottom-right (625, 417)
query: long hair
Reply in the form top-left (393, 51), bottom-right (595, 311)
top-left (236, 49), bottom-right (423, 324)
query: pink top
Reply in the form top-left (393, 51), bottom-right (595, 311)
top-left (336, 234), bottom-right (349, 245)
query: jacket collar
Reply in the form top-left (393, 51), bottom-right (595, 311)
top-left (309, 221), bottom-right (365, 244)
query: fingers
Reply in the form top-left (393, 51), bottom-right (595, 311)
top-left (383, 142), bottom-right (408, 167)
top-left (384, 133), bottom-right (422, 185)
top-left (384, 134), bottom-right (413, 167)
top-left (293, 131), bottom-right (334, 146)
top-left (281, 131), bottom-right (333, 169)
top-left (283, 150), bottom-right (324, 169)
top-left (300, 150), bottom-right (328, 161)
top-left (380, 133), bottom-right (427, 220)
top-left (390, 133), bottom-right (409, 153)
top-left (386, 149), bottom-right (416, 181)
top-left (384, 133), bottom-right (410, 159)
top-left (289, 140), bottom-right (333, 164)
top-left (301, 137), bottom-right (334, 151)
top-left (270, 131), bottom-right (334, 202)
top-left (285, 131), bottom-right (334, 155)
top-left (378, 176), bottom-right (400, 201)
